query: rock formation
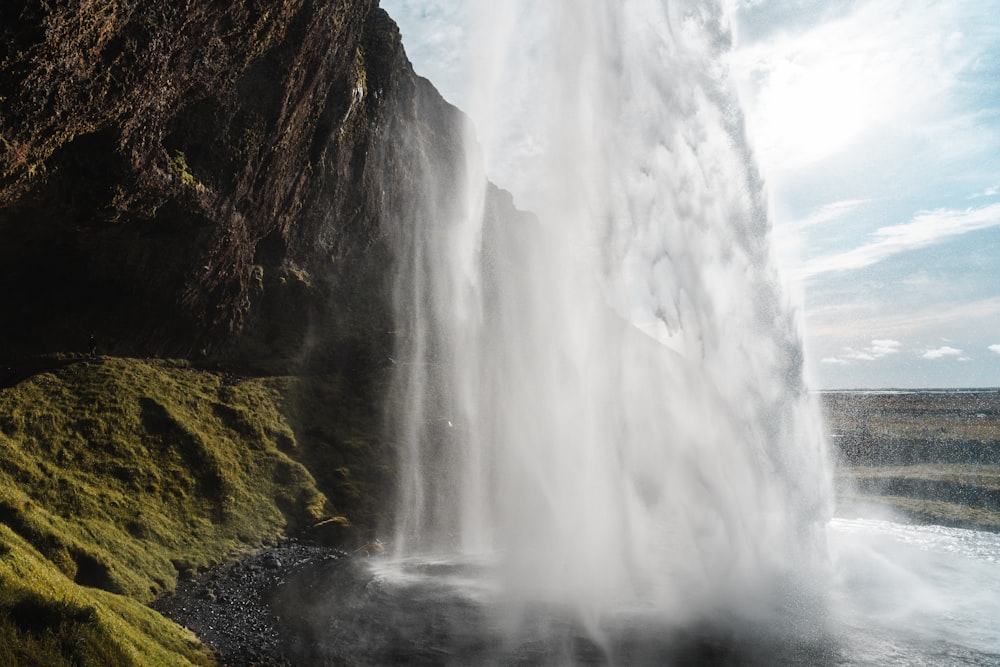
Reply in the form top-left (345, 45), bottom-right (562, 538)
top-left (0, 2), bottom-right (494, 662)
top-left (0, 0), bottom-right (473, 374)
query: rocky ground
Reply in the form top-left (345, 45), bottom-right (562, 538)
top-left (154, 391), bottom-right (1000, 665)
top-left (152, 540), bottom-right (349, 666)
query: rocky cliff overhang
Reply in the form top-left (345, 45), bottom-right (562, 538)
top-left (0, 0), bottom-right (473, 372)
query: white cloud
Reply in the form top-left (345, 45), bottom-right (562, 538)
top-left (732, 0), bottom-right (984, 172)
top-left (822, 339), bottom-right (902, 364)
top-left (782, 199), bottom-right (869, 233)
top-left (868, 339), bottom-right (902, 357)
top-left (772, 199), bottom-right (869, 266)
top-left (989, 344), bottom-right (1000, 355)
top-left (970, 185), bottom-right (1000, 199)
top-left (807, 297), bottom-right (1000, 342)
top-left (922, 346), bottom-right (963, 360)
top-left (799, 202), bottom-right (1000, 279)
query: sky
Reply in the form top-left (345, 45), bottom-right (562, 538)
top-left (381, 0), bottom-right (1000, 389)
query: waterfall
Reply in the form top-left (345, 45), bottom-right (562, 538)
top-left (389, 0), bottom-right (832, 629)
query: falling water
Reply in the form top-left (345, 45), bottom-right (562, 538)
top-left (390, 0), bottom-right (830, 619)
top-left (258, 2), bottom-right (1000, 663)
top-left (385, 0), bottom-right (833, 657)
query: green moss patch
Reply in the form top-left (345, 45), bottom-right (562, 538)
top-left (272, 371), bottom-right (391, 534)
top-left (0, 356), bottom-right (381, 664)
top-left (0, 524), bottom-right (213, 666)
top-left (167, 150), bottom-right (206, 191)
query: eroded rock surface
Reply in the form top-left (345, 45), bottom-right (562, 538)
top-left (0, 1), bottom-right (469, 374)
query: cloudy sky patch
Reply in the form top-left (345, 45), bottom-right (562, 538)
top-left (734, 0), bottom-right (1000, 387)
top-left (382, 0), bottom-right (1000, 388)
top-left (732, 0), bottom-right (992, 175)
top-left (798, 202), bottom-right (1000, 279)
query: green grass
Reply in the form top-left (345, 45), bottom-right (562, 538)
top-left (0, 523), bottom-right (213, 666)
top-left (837, 465), bottom-right (1000, 532)
top-left (842, 464), bottom-right (1000, 490)
top-left (272, 371), bottom-right (392, 533)
top-left (0, 356), bottom-right (385, 664)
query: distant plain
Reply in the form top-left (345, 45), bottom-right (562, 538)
top-left (822, 390), bottom-right (1000, 532)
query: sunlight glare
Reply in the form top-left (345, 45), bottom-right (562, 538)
top-left (753, 54), bottom-right (884, 171)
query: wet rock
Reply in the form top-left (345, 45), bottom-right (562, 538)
top-left (304, 515), bottom-right (357, 548)
top-left (353, 539), bottom-right (385, 557)
top-left (152, 539), bottom-right (344, 666)
top-left (0, 0), bottom-right (496, 394)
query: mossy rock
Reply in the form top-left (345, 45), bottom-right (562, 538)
top-left (0, 524), bottom-right (214, 666)
top-left (0, 356), bottom-right (386, 664)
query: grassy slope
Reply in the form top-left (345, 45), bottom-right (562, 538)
top-left (0, 357), bottom-right (384, 665)
top-left (837, 464), bottom-right (1000, 532)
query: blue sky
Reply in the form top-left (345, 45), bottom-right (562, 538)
top-left (381, 0), bottom-right (1000, 389)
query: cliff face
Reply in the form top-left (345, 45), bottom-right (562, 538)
top-left (0, 3), bottom-right (479, 662)
top-left (0, 0), bottom-right (467, 372)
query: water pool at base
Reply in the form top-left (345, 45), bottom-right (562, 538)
top-left (269, 518), bottom-right (1000, 665)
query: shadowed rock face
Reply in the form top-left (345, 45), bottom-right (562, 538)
top-left (0, 0), bottom-right (473, 372)
top-left (0, 6), bottom-right (508, 659)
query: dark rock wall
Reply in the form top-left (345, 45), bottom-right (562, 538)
top-left (0, 0), bottom-right (470, 372)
